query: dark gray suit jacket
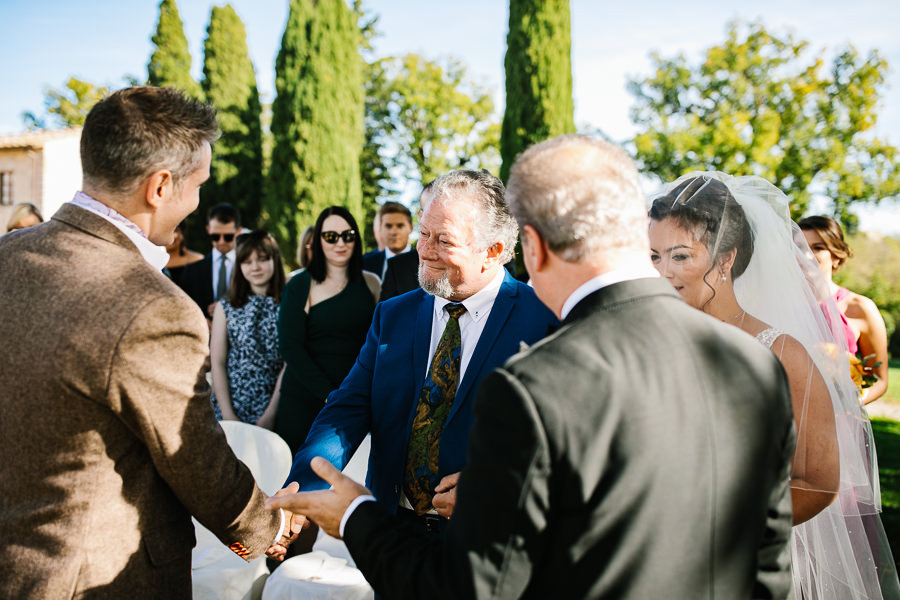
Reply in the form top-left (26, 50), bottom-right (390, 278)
top-left (345, 277), bottom-right (795, 599)
top-left (379, 249), bottom-right (419, 302)
top-left (177, 253), bottom-right (214, 315)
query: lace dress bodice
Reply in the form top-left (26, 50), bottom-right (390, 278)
top-left (754, 327), bottom-right (784, 349)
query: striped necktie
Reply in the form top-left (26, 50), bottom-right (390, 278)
top-left (403, 303), bottom-right (467, 515)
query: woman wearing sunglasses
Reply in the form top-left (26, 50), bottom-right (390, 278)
top-left (275, 206), bottom-right (380, 454)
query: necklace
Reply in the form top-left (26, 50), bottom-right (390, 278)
top-left (725, 309), bottom-right (746, 324)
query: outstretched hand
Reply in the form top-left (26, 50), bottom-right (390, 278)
top-left (265, 482), bottom-right (308, 561)
top-left (265, 457), bottom-right (370, 539)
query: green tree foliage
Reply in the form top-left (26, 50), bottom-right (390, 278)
top-left (199, 4), bottom-right (264, 242)
top-left (147, 0), bottom-right (202, 97)
top-left (353, 0), bottom-right (384, 252)
top-left (22, 77), bottom-right (108, 130)
top-left (629, 20), bottom-right (900, 226)
top-left (835, 232), bottom-right (900, 356)
top-left (500, 0), bottom-right (575, 182)
top-left (366, 54), bottom-right (501, 196)
top-left (264, 0), bottom-right (364, 266)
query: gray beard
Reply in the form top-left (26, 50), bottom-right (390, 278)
top-left (418, 264), bottom-right (455, 299)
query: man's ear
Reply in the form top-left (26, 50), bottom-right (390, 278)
top-left (480, 241), bottom-right (504, 272)
top-left (522, 225), bottom-right (548, 273)
top-left (144, 169), bottom-right (173, 209)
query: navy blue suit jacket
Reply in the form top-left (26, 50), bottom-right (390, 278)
top-left (285, 270), bottom-right (558, 511)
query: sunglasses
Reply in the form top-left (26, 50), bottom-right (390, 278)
top-left (321, 229), bottom-right (357, 244)
top-left (209, 233), bottom-right (236, 242)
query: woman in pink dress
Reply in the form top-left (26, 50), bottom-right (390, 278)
top-left (798, 216), bottom-right (889, 405)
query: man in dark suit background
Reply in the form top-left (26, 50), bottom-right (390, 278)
top-left (378, 182), bottom-right (434, 302)
top-left (270, 135), bottom-right (796, 599)
top-left (178, 203), bottom-right (242, 320)
top-left (282, 169), bottom-right (557, 538)
top-left (362, 201), bottom-right (413, 279)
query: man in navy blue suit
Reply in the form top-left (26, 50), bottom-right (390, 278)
top-left (284, 169), bottom-right (556, 534)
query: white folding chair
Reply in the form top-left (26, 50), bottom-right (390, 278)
top-left (262, 435), bottom-right (374, 600)
top-left (192, 421), bottom-right (293, 600)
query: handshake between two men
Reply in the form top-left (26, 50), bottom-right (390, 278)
top-left (270, 462), bottom-right (460, 544)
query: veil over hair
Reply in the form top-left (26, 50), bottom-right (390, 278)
top-left (650, 172), bottom-right (899, 599)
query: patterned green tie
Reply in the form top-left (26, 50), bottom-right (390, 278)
top-left (403, 303), bottom-right (467, 515)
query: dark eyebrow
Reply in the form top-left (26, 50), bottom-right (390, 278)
top-left (650, 244), bottom-right (692, 254)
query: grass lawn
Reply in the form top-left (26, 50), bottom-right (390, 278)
top-left (885, 358), bottom-right (900, 403)
top-left (871, 359), bottom-right (900, 570)
top-left (872, 417), bottom-right (900, 571)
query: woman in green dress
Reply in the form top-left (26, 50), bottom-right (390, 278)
top-left (275, 206), bottom-right (381, 453)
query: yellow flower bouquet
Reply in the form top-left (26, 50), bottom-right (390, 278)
top-left (848, 353), bottom-right (881, 396)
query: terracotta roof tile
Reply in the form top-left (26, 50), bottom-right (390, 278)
top-left (0, 127), bottom-right (82, 150)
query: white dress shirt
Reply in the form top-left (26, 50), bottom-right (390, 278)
top-left (69, 192), bottom-right (169, 271)
top-left (211, 247), bottom-right (237, 300)
top-left (427, 267), bottom-right (506, 382)
top-left (397, 267), bottom-right (506, 513)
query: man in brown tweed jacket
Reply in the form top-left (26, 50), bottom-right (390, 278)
top-left (0, 87), bottom-right (301, 598)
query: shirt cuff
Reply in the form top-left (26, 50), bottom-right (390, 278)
top-left (340, 495), bottom-right (376, 538)
top-left (272, 508), bottom-right (286, 544)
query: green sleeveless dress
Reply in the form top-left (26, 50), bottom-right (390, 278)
top-left (275, 270), bottom-right (375, 454)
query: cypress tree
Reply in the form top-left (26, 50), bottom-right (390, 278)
top-left (500, 0), bottom-right (575, 182)
top-left (147, 0), bottom-right (202, 98)
top-left (200, 4), bottom-right (264, 241)
top-left (265, 0), bottom-right (364, 265)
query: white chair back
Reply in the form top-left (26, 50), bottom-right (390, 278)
top-left (192, 422), bottom-right (293, 600)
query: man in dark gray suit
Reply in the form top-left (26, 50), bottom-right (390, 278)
top-left (269, 135), bottom-right (796, 599)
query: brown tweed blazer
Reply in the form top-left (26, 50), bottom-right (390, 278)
top-left (0, 204), bottom-right (281, 599)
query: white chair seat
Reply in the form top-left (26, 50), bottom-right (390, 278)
top-left (192, 422), bottom-right (294, 600)
top-left (261, 551), bottom-right (374, 600)
top-left (262, 435), bottom-right (374, 599)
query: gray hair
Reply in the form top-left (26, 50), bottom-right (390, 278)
top-left (428, 169), bottom-right (518, 264)
top-left (506, 134), bottom-right (647, 262)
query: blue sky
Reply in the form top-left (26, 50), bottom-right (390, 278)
top-left (2, 0), bottom-right (899, 230)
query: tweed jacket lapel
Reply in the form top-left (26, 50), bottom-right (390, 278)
top-left (52, 202), bottom-right (143, 257)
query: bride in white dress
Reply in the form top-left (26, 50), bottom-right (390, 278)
top-left (647, 172), bottom-right (899, 599)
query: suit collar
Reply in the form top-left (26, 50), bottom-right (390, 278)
top-left (52, 203), bottom-right (142, 257)
top-left (560, 262), bottom-right (661, 320)
top-left (411, 270), bottom-right (520, 419)
top-left (449, 270), bottom-right (519, 419)
top-left (55, 199), bottom-right (169, 270)
top-left (412, 292), bottom-right (434, 403)
top-left (432, 267), bottom-right (505, 324)
top-left (563, 277), bottom-right (681, 326)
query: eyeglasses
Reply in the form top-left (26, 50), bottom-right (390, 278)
top-left (209, 233), bottom-right (236, 242)
top-left (321, 229), bottom-right (357, 244)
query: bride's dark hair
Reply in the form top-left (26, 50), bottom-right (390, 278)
top-left (649, 176), bottom-right (754, 279)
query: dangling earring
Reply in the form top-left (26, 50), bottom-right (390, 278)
top-left (721, 270), bottom-right (727, 281)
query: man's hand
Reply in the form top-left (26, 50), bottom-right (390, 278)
top-left (265, 457), bottom-right (370, 539)
top-left (433, 472), bottom-right (460, 518)
top-left (265, 482), bottom-right (308, 561)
